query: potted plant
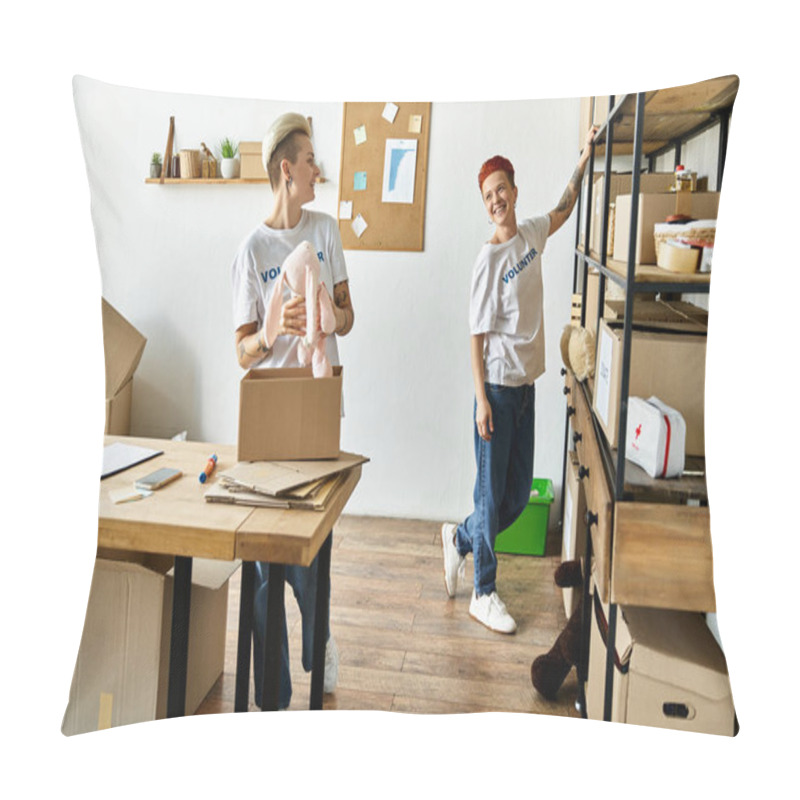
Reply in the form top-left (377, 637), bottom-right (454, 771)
top-left (150, 152), bottom-right (162, 179)
top-left (219, 138), bottom-right (239, 179)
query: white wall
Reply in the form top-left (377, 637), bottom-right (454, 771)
top-left (74, 77), bottom-right (580, 523)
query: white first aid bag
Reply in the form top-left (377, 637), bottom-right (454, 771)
top-left (625, 396), bottom-right (686, 479)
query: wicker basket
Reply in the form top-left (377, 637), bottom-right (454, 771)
top-left (654, 219), bottom-right (716, 264)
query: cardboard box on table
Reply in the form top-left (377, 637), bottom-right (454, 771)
top-left (592, 317), bottom-right (707, 456)
top-left (586, 577), bottom-right (735, 735)
top-left (62, 551), bottom-right (239, 735)
top-left (101, 298), bottom-right (146, 435)
top-left (238, 366), bottom-right (343, 461)
top-left (613, 191), bottom-right (720, 265)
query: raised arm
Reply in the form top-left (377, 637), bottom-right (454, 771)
top-left (548, 125), bottom-right (598, 237)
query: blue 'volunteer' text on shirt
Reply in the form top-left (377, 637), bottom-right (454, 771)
top-left (260, 250), bottom-right (325, 284)
top-left (501, 247), bottom-right (537, 285)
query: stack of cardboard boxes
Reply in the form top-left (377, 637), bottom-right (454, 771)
top-left (102, 298), bottom-right (146, 435)
top-left (63, 299), bottom-right (238, 736)
top-left (62, 551), bottom-right (238, 735)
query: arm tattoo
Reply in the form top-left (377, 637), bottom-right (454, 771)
top-left (555, 163), bottom-right (586, 215)
top-left (334, 281), bottom-right (354, 335)
top-left (238, 332), bottom-right (269, 363)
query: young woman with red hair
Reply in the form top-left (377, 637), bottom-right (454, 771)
top-left (442, 126), bottom-right (597, 634)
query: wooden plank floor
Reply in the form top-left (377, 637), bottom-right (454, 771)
top-left (196, 514), bottom-right (581, 718)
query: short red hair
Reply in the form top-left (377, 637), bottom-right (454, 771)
top-left (478, 155), bottom-right (515, 191)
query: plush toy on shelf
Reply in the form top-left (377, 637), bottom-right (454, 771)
top-left (560, 324), bottom-right (596, 382)
top-left (265, 240), bottom-right (337, 378)
top-left (530, 559), bottom-right (584, 700)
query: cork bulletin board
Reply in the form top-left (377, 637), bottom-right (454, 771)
top-left (337, 102), bottom-right (431, 252)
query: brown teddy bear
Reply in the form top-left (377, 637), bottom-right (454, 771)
top-left (530, 559), bottom-right (584, 700)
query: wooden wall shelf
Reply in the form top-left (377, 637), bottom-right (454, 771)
top-left (145, 177), bottom-right (328, 185)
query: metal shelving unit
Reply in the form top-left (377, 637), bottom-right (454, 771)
top-left (562, 76), bottom-right (739, 724)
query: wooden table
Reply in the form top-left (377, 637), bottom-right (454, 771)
top-left (98, 436), bottom-right (362, 714)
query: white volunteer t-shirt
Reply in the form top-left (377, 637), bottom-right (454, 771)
top-left (231, 209), bottom-right (348, 369)
top-left (469, 215), bottom-right (550, 387)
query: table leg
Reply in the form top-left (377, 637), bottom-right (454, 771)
top-left (260, 563), bottom-right (285, 711)
top-left (166, 555), bottom-right (192, 718)
top-left (309, 531), bottom-right (333, 710)
top-left (235, 561), bottom-right (255, 712)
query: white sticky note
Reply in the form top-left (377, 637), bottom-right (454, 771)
top-left (354, 124), bottom-right (367, 145)
top-left (109, 486), bottom-right (152, 504)
top-left (382, 102), bottom-right (399, 123)
top-left (339, 201), bottom-right (353, 220)
top-left (352, 213), bottom-right (368, 238)
top-left (408, 114), bottom-right (422, 134)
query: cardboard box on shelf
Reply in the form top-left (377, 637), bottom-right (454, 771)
top-left (239, 141), bottom-right (269, 180)
top-left (561, 452), bottom-right (586, 617)
top-left (588, 173), bottom-right (676, 257)
top-left (571, 269), bottom-right (600, 333)
top-left (573, 271), bottom-right (660, 338)
top-left (62, 552), bottom-right (239, 735)
top-left (102, 298), bottom-right (146, 435)
top-left (238, 366), bottom-right (343, 461)
top-left (612, 191), bottom-right (720, 265)
top-left (592, 317), bottom-right (707, 456)
top-left (585, 581), bottom-right (735, 735)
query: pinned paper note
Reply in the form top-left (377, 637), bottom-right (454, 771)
top-left (382, 102), bottom-right (399, 123)
top-left (354, 171), bottom-right (367, 191)
top-left (352, 214), bottom-right (368, 238)
top-left (339, 200), bottom-right (353, 220)
top-left (354, 124), bottom-right (367, 145)
top-left (382, 138), bottom-right (417, 204)
top-left (408, 114), bottom-right (422, 134)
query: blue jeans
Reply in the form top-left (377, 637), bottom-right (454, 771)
top-left (252, 557), bottom-right (330, 710)
top-left (456, 382), bottom-right (535, 597)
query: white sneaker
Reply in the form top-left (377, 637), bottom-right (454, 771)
top-left (324, 636), bottom-right (339, 693)
top-left (469, 590), bottom-right (517, 634)
top-left (441, 523), bottom-right (465, 597)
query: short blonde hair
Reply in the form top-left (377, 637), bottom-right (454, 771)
top-left (262, 113), bottom-right (311, 186)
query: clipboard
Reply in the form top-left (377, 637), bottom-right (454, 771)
top-left (101, 442), bottom-right (163, 479)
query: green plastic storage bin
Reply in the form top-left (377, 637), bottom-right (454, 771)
top-left (494, 478), bottom-right (554, 556)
